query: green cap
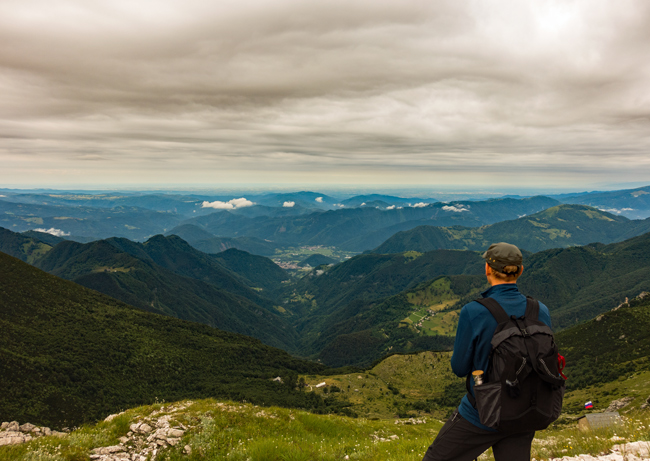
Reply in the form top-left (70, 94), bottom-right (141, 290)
top-left (482, 242), bottom-right (523, 273)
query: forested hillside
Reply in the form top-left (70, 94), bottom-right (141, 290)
top-left (305, 276), bottom-right (486, 367)
top-left (0, 227), bottom-right (52, 263)
top-left (31, 237), bottom-right (296, 350)
top-left (286, 250), bottom-right (484, 321)
top-left (0, 252), bottom-right (344, 428)
top-left (520, 231), bottom-right (650, 328)
top-left (556, 293), bottom-right (650, 410)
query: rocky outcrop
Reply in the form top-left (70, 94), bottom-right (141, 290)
top-left (0, 421), bottom-right (67, 446)
top-left (90, 402), bottom-right (191, 461)
top-left (641, 396), bottom-right (650, 410)
top-left (605, 397), bottom-right (634, 412)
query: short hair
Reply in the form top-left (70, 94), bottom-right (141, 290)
top-left (491, 264), bottom-right (521, 282)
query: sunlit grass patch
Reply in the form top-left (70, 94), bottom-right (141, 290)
top-left (2, 398), bottom-right (648, 461)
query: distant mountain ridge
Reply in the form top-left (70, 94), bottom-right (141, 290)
top-left (165, 224), bottom-right (281, 256)
top-left (557, 185), bottom-right (650, 219)
top-left (373, 205), bottom-right (650, 254)
top-left (180, 196), bottom-right (560, 252)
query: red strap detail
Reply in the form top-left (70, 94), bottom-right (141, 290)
top-left (557, 353), bottom-right (567, 380)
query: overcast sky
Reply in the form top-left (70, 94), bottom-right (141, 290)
top-left (1, 0), bottom-right (649, 190)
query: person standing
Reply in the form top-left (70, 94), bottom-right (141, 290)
top-left (422, 242), bottom-right (553, 461)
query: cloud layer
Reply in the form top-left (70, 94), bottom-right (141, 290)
top-left (1, 0), bottom-right (650, 188)
top-left (202, 198), bottom-right (254, 209)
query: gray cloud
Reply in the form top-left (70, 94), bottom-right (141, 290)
top-left (1, 0), bottom-right (650, 188)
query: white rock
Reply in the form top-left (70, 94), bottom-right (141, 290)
top-left (0, 422), bottom-right (8, 430)
top-left (92, 445), bottom-right (125, 455)
top-left (167, 437), bottom-right (180, 446)
top-left (0, 434), bottom-right (25, 446)
top-left (19, 423), bottom-right (36, 433)
top-left (42, 427), bottom-right (51, 436)
top-left (7, 422), bottom-right (19, 432)
top-left (184, 445), bottom-right (192, 455)
top-left (138, 423), bottom-right (152, 434)
top-left (104, 411), bottom-right (125, 422)
top-left (167, 428), bottom-right (184, 438)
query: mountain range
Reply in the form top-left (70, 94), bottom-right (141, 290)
top-left (3, 184), bottom-right (650, 429)
top-left (373, 205), bottom-right (650, 254)
top-left (0, 228), bottom-right (296, 351)
top-left (3, 185), bottom-right (650, 253)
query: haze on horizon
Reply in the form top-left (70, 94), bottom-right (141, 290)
top-left (1, 0), bottom-right (649, 189)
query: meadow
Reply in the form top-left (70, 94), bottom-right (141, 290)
top-left (2, 399), bottom-right (649, 461)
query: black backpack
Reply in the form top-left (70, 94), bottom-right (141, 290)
top-left (466, 296), bottom-right (566, 432)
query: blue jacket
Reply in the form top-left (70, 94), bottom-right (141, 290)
top-left (452, 283), bottom-right (552, 431)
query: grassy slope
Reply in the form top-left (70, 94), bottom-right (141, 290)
top-left (302, 351), bottom-right (461, 420)
top-left (307, 275), bottom-right (486, 367)
top-left (2, 392), bottom-right (649, 460)
top-left (0, 252), bottom-right (336, 428)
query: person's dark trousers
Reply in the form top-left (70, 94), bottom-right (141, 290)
top-left (421, 410), bottom-right (535, 461)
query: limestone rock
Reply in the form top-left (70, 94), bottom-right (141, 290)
top-left (139, 423), bottom-right (152, 434)
top-left (92, 444), bottom-right (125, 455)
top-left (606, 397), bottom-right (634, 412)
top-left (129, 422), bottom-right (152, 434)
top-left (641, 396), bottom-right (650, 410)
top-left (0, 432), bottom-right (25, 446)
top-left (104, 411), bottom-right (125, 422)
top-left (7, 421), bottom-right (19, 432)
top-left (167, 428), bottom-right (184, 438)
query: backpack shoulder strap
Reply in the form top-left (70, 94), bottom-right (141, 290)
top-left (475, 297), bottom-right (510, 324)
top-left (524, 296), bottom-right (540, 320)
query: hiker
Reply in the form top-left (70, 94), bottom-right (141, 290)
top-left (422, 242), bottom-right (558, 461)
